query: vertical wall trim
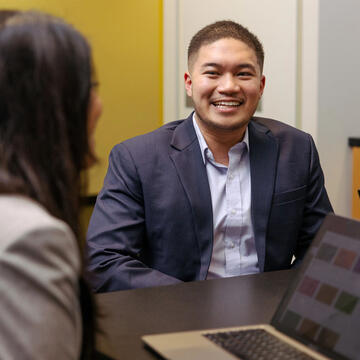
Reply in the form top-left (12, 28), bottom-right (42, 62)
top-left (301, 0), bottom-right (319, 142)
top-left (159, 0), bottom-right (164, 126)
top-left (175, 0), bottom-right (180, 120)
top-left (295, 0), bottom-right (303, 129)
top-left (163, 0), bottom-right (179, 123)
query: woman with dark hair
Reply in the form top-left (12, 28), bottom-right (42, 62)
top-left (0, 11), bottom-right (102, 359)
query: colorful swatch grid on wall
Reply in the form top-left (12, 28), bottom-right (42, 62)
top-left (280, 231), bottom-right (360, 359)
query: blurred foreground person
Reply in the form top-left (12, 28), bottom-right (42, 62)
top-left (0, 11), bottom-right (102, 359)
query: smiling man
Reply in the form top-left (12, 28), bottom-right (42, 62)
top-left (87, 21), bottom-right (333, 292)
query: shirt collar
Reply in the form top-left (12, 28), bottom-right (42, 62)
top-left (192, 113), bottom-right (250, 165)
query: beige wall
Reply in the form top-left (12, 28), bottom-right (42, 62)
top-left (1, 0), bottom-right (163, 194)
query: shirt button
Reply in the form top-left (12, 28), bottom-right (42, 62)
top-left (230, 242), bottom-right (235, 248)
top-left (229, 174), bottom-right (234, 180)
top-left (231, 209), bottom-right (237, 215)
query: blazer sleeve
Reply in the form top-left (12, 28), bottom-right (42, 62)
top-left (86, 143), bottom-right (182, 292)
top-left (293, 134), bottom-right (333, 265)
top-left (0, 225), bottom-right (81, 359)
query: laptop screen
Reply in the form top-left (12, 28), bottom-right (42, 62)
top-left (272, 214), bottom-right (360, 360)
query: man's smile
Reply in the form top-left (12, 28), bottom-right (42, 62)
top-left (212, 99), bottom-right (244, 108)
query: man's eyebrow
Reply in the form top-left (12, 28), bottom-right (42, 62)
top-left (236, 63), bottom-right (257, 71)
top-left (200, 62), bottom-right (257, 71)
top-left (201, 62), bottom-right (221, 68)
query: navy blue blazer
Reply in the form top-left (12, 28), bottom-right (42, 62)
top-left (87, 114), bottom-right (332, 292)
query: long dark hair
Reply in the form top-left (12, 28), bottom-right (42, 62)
top-left (0, 12), bottom-right (95, 359)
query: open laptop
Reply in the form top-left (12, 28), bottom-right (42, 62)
top-left (142, 214), bottom-right (360, 360)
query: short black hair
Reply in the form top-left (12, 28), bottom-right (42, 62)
top-left (188, 20), bottom-right (264, 72)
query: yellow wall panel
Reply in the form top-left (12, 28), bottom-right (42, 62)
top-left (0, 0), bottom-right (163, 194)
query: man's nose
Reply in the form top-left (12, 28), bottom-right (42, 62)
top-left (217, 74), bottom-right (240, 93)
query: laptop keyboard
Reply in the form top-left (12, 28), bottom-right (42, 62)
top-left (204, 329), bottom-right (316, 360)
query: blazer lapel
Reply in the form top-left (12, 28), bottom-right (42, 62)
top-left (169, 115), bottom-right (213, 280)
top-left (248, 120), bottom-right (279, 271)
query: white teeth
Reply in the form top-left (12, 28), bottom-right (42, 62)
top-left (213, 101), bottom-right (242, 107)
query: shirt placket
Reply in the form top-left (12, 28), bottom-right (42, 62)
top-left (224, 144), bottom-right (245, 275)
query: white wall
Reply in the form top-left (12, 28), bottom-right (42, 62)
top-left (317, 0), bottom-right (360, 216)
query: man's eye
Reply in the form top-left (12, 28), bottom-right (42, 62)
top-left (237, 72), bottom-right (252, 77)
top-left (205, 71), bottom-right (219, 76)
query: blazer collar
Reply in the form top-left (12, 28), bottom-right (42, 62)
top-left (169, 113), bottom-right (213, 280)
top-left (170, 112), bottom-right (198, 151)
top-left (248, 119), bottom-right (279, 271)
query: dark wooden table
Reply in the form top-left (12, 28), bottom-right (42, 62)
top-left (95, 269), bottom-right (296, 360)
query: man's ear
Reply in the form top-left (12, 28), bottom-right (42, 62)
top-left (184, 72), bottom-right (192, 97)
top-left (259, 75), bottom-right (266, 96)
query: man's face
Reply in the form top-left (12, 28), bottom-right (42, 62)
top-left (185, 38), bottom-right (265, 135)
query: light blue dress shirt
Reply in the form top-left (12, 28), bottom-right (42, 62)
top-left (192, 116), bottom-right (259, 278)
